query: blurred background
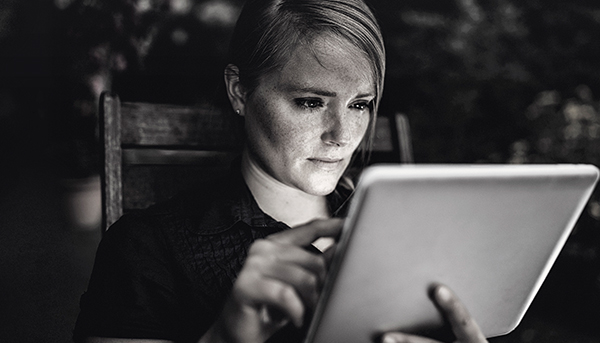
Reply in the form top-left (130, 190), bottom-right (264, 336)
top-left (1, 0), bottom-right (599, 342)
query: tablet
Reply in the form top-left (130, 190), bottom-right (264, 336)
top-left (305, 164), bottom-right (599, 343)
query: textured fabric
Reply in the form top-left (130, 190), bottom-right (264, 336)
top-left (73, 161), bottom-right (352, 343)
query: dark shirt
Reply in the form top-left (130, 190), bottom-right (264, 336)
top-left (73, 162), bottom-right (352, 343)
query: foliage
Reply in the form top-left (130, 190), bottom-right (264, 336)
top-left (511, 85), bottom-right (600, 166)
top-left (374, 0), bottom-right (600, 163)
top-left (55, 0), bottom-right (242, 105)
top-left (509, 85), bottom-right (600, 225)
top-left (2, 0), bottom-right (600, 175)
top-left (0, 0), bottom-right (242, 176)
top-left (46, 0), bottom-right (600, 165)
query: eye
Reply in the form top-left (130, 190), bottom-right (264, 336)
top-left (295, 98), bottom-right (323, 110)
top-left (351, 101), bottom-right (372, 111)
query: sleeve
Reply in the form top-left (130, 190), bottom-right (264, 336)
top-left (73, 213), bottom-right (187, 342)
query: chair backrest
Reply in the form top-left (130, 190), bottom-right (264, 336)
top-left (99, 92), bottom-right (243, 231)
top-left (371, 113), bottom-right (414, 164)
top-left (99, 92), bottom-right (413, 231)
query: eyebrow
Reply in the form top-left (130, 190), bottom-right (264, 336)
top-left (284, 85), bottom-right (374, 99)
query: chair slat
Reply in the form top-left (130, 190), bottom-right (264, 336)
top-left (122, 149), bottom-right (238, 165)
top-left (396, 113), bottom-right (414, 164)
top-left (120, 102), bottom-right (241, 148)
top-left (99, 92), bottom-right (243, 231)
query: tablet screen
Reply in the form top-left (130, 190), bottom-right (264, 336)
top-left (306, 164), bottom-right (598, 343)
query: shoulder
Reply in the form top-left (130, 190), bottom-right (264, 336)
top-left (75, 171), bottom-right (250, 341)
top-left (107, 172), bottom-right (232, 235)
top-left (75, 191), bottom-right (216, 342)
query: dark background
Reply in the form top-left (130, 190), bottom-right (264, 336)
top-left (1, 0), bottom-right (599, 342)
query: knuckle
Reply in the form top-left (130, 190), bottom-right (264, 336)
top-left (310, 254), bottom-right (326, 270)
top-left (312, 255), bottom-right (327, 278)
top-left (306, 274), bottom-right (320, 303)
top-left (249, 241), bottom-right (282, 262)
top-left (244, 255), bottom-right (261, 269)
top-left (250, 239), bottom-right (272, 253)
top-left (462, 319), bottom-right (480, 334)
top-left (305, 273), bottom-right (318, 289)
top-left (266, 231), bottom-right (287, 243)
top-left (231, 283), bottom-right (247, 301)
top-left (246, 254), bottom-right (278, 274)
top-left (239, 263), bottom-right (261, 283)
top-left (461, 318), bottom-right (472, 328)
top-left (276, 284), bottom-right (297, 304)
top-left (231, 273), bottom-right (253, 300)
top-left (297, 271), bottom-right (319, 298)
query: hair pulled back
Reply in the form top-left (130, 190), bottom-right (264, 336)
top-left (227, 0), bottom-right (386, 159)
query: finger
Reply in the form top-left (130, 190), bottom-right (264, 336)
top-left (234, 271), bottom-right (305, 327)
top-left (249, 239), bottom-right (327, 283)
top-left (248, 255), bottom-right (321, 309)
top-left (268, 218), bottom-right (343, 246)
top-left (311, 236), bottom-right (336, 253)
top-left (321, 242), bottom-right (338, 269)
top-left (431, 284), bottom-right (488, 343)
top-left (381, 332), bottom-right (442, 343)
top-left (258, 304), bottom-right (289, 330)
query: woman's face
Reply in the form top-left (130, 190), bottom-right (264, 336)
top-left (243, 34), bottom-right (375, 196)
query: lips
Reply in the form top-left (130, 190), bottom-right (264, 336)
top-left (308, 157), bottom-right (344, 171)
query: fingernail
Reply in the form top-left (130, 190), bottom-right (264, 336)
top-left (436, 284), bottom-right (452, 302)
top-left (382, 334), bottom-right (397, 343)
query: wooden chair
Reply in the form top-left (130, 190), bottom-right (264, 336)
top-left (371, 113), bottom-right (414, 164)
top-left (99, 92), bottom-right (413, 231)
top-left (99, 92), bottom-right (243, 231)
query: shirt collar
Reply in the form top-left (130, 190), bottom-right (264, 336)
top-left (189, 158), bottom-right (354, 235)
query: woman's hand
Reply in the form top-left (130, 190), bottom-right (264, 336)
top-left (200, 218), bottom-right (342, 343)
top-left (381, 285), bottom-right (488, 343)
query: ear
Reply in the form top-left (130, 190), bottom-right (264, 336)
top-left (224, 64), bottom-right (247, 116)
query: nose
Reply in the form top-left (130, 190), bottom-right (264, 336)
top-left (321, 107), bottom-right (351, 147)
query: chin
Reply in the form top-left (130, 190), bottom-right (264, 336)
top-left (300, 175), bottom-right (341, 196)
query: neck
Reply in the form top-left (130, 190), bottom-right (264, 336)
top-left (241, 150), bottom-right (330, 227)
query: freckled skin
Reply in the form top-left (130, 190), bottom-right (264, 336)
top-left (244, 34), bottom-right (375, 196)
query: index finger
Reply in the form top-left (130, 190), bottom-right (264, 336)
top-left (268, 218), bottom-right (344, 247)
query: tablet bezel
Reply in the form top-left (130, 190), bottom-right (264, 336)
top-left (305, 164), bottom-right (599, 343)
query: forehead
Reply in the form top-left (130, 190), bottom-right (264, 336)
top-left (265, 34), bottom-right (375, 95)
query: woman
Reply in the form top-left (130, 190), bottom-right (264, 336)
top-left (74, 0), bottom-right (488, 342)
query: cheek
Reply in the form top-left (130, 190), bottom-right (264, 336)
top-left (350, 114), bottom-right (371, 147)
top-left (360, 116), bottom-right (371, 138)
top-left (247, 98), bottom-right (308, 155)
